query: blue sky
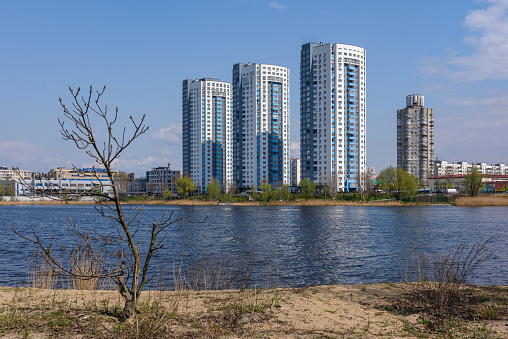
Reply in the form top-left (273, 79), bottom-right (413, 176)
top-left (1, 0), bottom-right (507, 176)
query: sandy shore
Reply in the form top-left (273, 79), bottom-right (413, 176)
top-left (1, 283), bottom-right (506, 337)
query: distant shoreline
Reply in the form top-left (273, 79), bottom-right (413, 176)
top-left (1, 195), bottom-right (507, 206)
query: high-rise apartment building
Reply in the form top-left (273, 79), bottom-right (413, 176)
top-left (182, 78), bottom-right (233, 193)
top-left (290, 158), bottom-right (301, 186)
top-left (300, 43), bottom-right (367, 192)
top-left (397, 94), bottom-right (434, 187)
top-left (232, 63), bottom-right (290, 189)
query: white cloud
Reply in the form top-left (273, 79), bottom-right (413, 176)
top-left (112, 156), bottom-right (156, 171)
top-left (151, 123), bottom-right (180, 143)
top-left (447, 0), bottom-right (508, 82)
top-left (0, 141), bottom-right (39, 157)
top-left (268, 1), bottom-right (286, 10)
top-left (0, 142), bottom-right (48, 167)
top-left (290, 141), bottom-right (300, 158)
top-left (158, 146), bottom-right (176, 157)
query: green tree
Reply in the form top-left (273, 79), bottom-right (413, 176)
top-left (377, 166), bottom-right (419, 200)
top-left (260, 183), bottom-right (272, 202)
top-left (463, 166), bottom-right (483, 197)
top-left (0, 183), bottom-right (4, 197)
top-left (299, 177), bottom-right (317, 200)
top-left (162, 188), bottom-right (176, 200)
top-left (176, 175), bottom-right (196, 197)
top-left (206, 181), bottom-right (220, 200)
top-left (6, 183), bottom-right (15, 197)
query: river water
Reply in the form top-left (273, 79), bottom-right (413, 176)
top-left (0, 204), bottom-right (507, 287)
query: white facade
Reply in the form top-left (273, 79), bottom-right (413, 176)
top-left (233, 63), bottom-right (290, 188)
top-left (434, 161), bottom-right (508, 176)
top-left (182, 78), bottom-right (233, 193)
top-left (300, 43), bottom-right (366, 191)
top-left (290, 158), bottom-right (301, 186)
top-left (0, 165), bottom-right (32, 181)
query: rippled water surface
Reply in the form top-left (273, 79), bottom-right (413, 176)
top-left (1, 205), bottom-right (507, 286)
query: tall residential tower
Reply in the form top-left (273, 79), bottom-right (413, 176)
top-left (300, 43), bottom-right (367, 191)
top-left (397, 94), bottom-right (434, 187)
top-left (182, 78), bottom-right (233, 193)
top-left (233, 63), bottom-right (290, 189)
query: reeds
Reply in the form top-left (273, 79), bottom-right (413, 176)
top-left (27, 249), bottom-right (60, 289)
top-left (26, 243), bottom-right (114, 290)
top-left (455, 195), bottom-right (508, 206)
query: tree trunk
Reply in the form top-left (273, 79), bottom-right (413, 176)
top-left (122, 297), bottom-right (137, 319)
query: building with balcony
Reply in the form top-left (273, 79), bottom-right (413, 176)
top-left (300, 42), bottom-right (367, 191)
top-left (233, 63), bottom-right (290, 189)
top-left (0, 165), bottom-right (32, 181)
top-left (397, 94), bottom-right (434, 187)
top-left (146, 166), bottom-right (180, 195)
top-left (290, 158), bottom-right (301, 186)
top-left (182, 78), bottom-right (233, 193)
top-left (27, 167), bottom-right (119, 196)
top-left (434, 161), bottom-right (508, 176)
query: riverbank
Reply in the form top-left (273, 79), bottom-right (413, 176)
top-left (2, 195), bottom-right (507, 206)
top-left (0, 199), bottom-right (408, 207)
top-left (1, 283), bottom-right (506, 338)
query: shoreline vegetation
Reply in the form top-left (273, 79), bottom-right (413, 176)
top-left (1, 282), bottom-right (507, 337)
top-left (1, 195), bottom-right (507, 207)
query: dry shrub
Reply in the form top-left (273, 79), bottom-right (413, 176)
top-left (416, 238), bottom-right (493, 313)
top-left (476, 304), bottom-right (497, 320)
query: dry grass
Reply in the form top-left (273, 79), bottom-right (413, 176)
top-left (1, 283), bottom-right (507, 338)
top-left (455, 195), bottom-right (508, 206)
top-left (27, 252), bottom-right (60, 289)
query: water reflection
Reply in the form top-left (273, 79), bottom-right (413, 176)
top-left (0, 205), bottom-right (507, 287)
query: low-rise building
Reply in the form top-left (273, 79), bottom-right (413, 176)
top-left (24, 167), bottom-right (119, 197)
top-left (0, 165), bottom-right (32, 181)
top-left (128, 175), bottom-right (147, 196)
top-left (429, 174), bottom-right (508, 193)
top-left (434, 161), bottom-right (508, 176)
top-left (146, 167), bottom-right (180, 195)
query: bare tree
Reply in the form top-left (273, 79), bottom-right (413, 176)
top-left (329, 173), bottom-right (338, 199)
top-left (13, 86), bottom-right (199, 320)
top-left (227, 179), bottom-right (237, 202)
top-left (359, 168), bottom-right (375, 202)
top-left (114, 171), bottom-right (130, 199)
